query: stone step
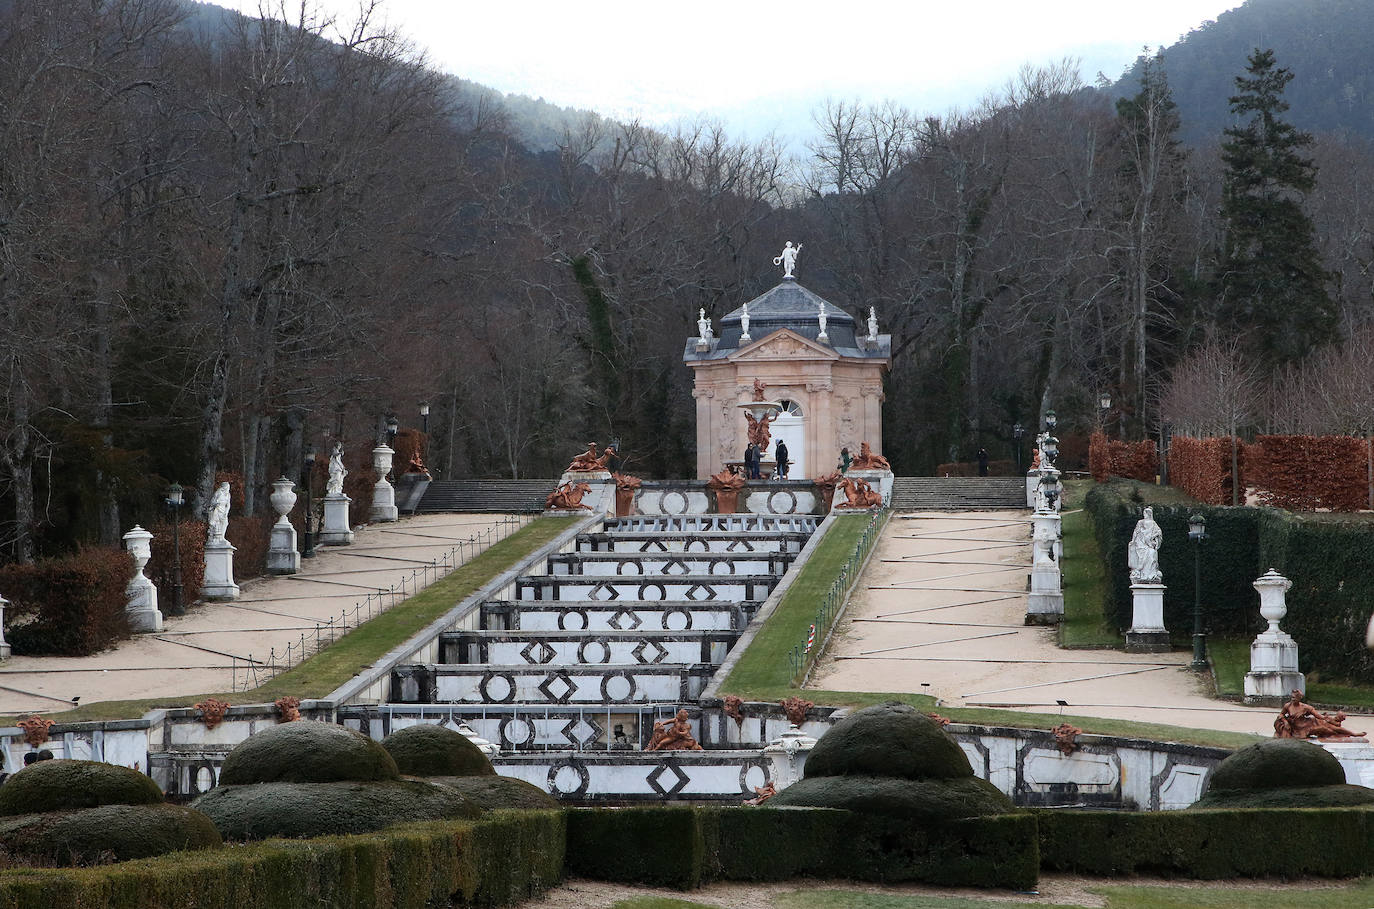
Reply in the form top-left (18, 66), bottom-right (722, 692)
top-left (604, 515), bottom-right (818, 534)
top-left (480, 600), bottom-right (754, 632)
top-left (438, 630), bottom-right (739, 667)
top-left (415, 479), bottom-right (558, 514)
top-left (390, 663), bottom-right (714, 705)
top-left (575, 531), bottom-right (810, 554)
top-left (889, 477), bottom-right (1027, 510)
top-left (346, 705), bottom-right (685, 752)
top-left (515, 574), bottom-right (779, 603)
top-left (546, 551), bottom-right (794, 577)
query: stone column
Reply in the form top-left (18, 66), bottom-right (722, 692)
top-left (1244, 569), bottom-right (1305, 702)
top-left (370, 445), bottom-right (398, 523)
top-left (1125, 584), bottom-right (1169, 652)
top-left (763, 724), bottom-right (817, 791)
top-left (1026, 512), bottom-right (1063, 624)
top-left (122, 525), bottom-right (163, 632)
top-left (266, 477), bottom-right (301, 575)
top-left (201, 530), bottom-right (240, 601)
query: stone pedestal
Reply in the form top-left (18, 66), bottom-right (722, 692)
top-left (122, 525), bottom-right (162, 632)
top-left (266, 477), bottom-right (300, 575)
top-left (370, 445), bottom-right (398, 523)
top-left (201, 538), bottom-right (240, 600)
top-left (1320, 742), bottom-right (1374, 788)
top-left (763, 724), bottom-right (817, 791)
top-left (1245, 569), bottom-right (1304, 702)
top-left (1125, 583), bottom-right (1170, 652)
top-left (1026, 563), bottom-right (1063, 624)
top-left (1026, 470), bottom-right (1040, 508)
top-left (320, 493), bottom-right (354, 545)
top-left (848, 468), bottom-right (894, 506)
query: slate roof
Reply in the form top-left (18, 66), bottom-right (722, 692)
top-left (683, 278), bottom-right (890, 362)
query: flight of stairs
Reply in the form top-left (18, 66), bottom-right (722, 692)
top-left (889, 476), bottom-right (1026, 510)
top-left (415, 479), bottom-right (558, 514)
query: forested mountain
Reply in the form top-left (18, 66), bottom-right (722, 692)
top-left (1114, 0), bottom-right (1374, 143)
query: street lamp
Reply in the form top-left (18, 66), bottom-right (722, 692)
top-left (385, 414), bottom-right (399, 447)
top-left (1189, 513), bottom-right (1209, 670)
top-left (418, 401), bottom-right (430, 435)
top-left (1042, 435), bottom-right (1060, 468)
top-left (301, 447), bottom-right (317, 559)
top-left (1012, 422), bottom-right (1024, 474)
top-left (164, 483), bottom-right (185, 616)
top-left (1045, 410), bottom-right (1057, 432)
top-left (1098, 391), bottom-right (1112, 411)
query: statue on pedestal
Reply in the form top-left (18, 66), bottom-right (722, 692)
top-left (327, 443), bottom-right (346, 496)
top-left (740, 302), bottom-right (750, 340)
top-left (697, 308), bottom-right (710, 340)
top-left (1127, 507), bottom-right (1163, 584)
top-left (835, 476), bottom-right (883, 509)
top-left (566, 442), bottom-right (616, 472)
top-left (752, 377), bottom-right (766, 402)
top-left (773, 241), bottom-right (802, 278)
top-left (206, 482), bottom-right (231, 541)
top-left (546, 481), bottom-right (593, 510)
top-left (867, 306), bottom-right (878, 341)
top-left (1274, 690), bottom-right (1366, 740)
top-left (645, 708), bottom-right (702, 751)
top-left (850, 441), bottom-right (890, 471)
top-left (744, 411), bottom-right (775, 452)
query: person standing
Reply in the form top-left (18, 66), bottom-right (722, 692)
top-left (977, 447), bottom-right (989, 477)
top-left (774, 439), bottom-right (790, 480)
top-left (838, 447), bottom-right (851, 475)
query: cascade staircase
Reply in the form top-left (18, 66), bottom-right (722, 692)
top-left (889, 476), bottom-right (1026, 510)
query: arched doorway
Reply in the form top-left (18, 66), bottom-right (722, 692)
top-left (771, 400), bottom-right (805, 478)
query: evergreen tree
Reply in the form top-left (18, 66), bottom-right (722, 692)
top-left (1218, 48), bottom-right (1335, 363)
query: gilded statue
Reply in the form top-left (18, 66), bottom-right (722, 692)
top-left (545, 481), bottom-right (593, 511)
top-left (645, 708), bottom-right (703, 751)
top-left (849, 441), bottom-right (891, 471)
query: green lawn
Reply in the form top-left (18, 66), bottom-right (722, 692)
top-left (3, 516), bottom-right (577, 725)
top-left (1212, 634), bottom-right (1374, 710)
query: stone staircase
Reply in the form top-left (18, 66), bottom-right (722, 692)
top-left (414, 479), bottom-right (557, 513)
top-left (889, 476), bottom-right (1027, 511)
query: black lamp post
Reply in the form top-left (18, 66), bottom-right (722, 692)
top-left (164, 483), bottom-right (185, 616)
top-left (301, 447), bottom-right (317, 559)
top-left (1099, 391), bottom-right (1112, 435)
top-left (1189, 513), bottom-right (1209, 669)
top-left (385, 414), bottom-right (399, 448)
top-left (1045, 410), bottom-right (1057, 433)
top-left (419, 401), bottom-right (430, 435)
top-left (1012, 422), bottom-right (1024, 474)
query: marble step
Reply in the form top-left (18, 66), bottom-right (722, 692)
top-left (604, 515), bottom-right (818, 534)
top-left (390, 662), bottom-right (714, 705)
top-left (438, 630), bottom-right (739, 667)
top-left (514, 573), bottom-right (778, 603)
top-left (545, 551), bottom-right (794, 577)
top-left (574, 531), bottom-right (810, 554)
top-left (479, 600), bottom-right (754, 632)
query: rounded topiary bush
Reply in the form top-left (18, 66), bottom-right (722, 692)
top-left (1193, 784), bottom-right (1374, 809)
top-left (428, 775), bottom-right (558, 810)
top-left (1205, 739), bottom-right (1346, 792)
top-left (802, 703), bottom-right (973, 781)
top-left (218, 720), bottom-right (399, 785)
top-left (191, 779), bottom-right (480, 840)
top-left (0, 803), bottom-right (222, 865)
top-left (383, 724), bottom-right (494, 777)
top-left (0, 760), bottom-right (163, 817)
top-left (766, 774), bottom-right (1012, 820)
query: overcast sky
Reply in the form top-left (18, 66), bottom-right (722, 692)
top-left (211, 0), bottom-right (1243, 136)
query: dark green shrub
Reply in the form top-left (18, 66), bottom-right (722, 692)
top-left (802, 703), bottom-right (971, 780)
top-left (565, 807), bottom-right (704, 890)
top-left (0, 803), bottom-right (221, 866)
top-left (1192, 785), bottom-right (1374, 809)
top-left (0, 548), bottom-right (133, 656)
top-left (383, 724), bottom-right (494, 777)
top-left (0, 760), bottom-right (163, 816)
top-left (218, 721), bottom-right (399, 785)
top-left (427, 776), bottom-right (558, 811)
top-left (191, 779), bottom-right (479, 840)
top-left (765, 775), bottom-right (1013, 819)
top-left (1206, 738), bottom-right (1345, 791)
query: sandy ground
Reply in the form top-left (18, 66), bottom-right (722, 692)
top-left (811, 510), bottom-right (1373, 737)
top-left (0, 514), bottom-right (528, 714)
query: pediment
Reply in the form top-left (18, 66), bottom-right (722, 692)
top-left (727, 329), bottom-right (839, 362)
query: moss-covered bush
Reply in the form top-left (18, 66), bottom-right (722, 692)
top-left (427, 776), bottom-right (558, 811)
top-left (0, 760), bottom-right (163, 816)
top-left (1206, 738), bottom-right (1346, 791)
top-left (796, 703), bottom-right (972, 781)
top-left (191, 779), bottom-right (480, 841)
top-left (1191, 785), bottom-right (1374, 809)
top-left (0, 803), bottom-right (221, 866)
top-left (765, 775), bottom-right (1013, 820)
top-left (383, 724), bottom-right (494, 777)
top-left (218, 721), bottom-right (399, 785)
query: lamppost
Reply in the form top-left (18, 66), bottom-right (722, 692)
top-left (419, 401), bottom-right (430, 435)
top-left (385, 414), bottom-right (399, 447)
top-left (1098, 391), bottom-right (1112, 435)
top-left (1189, 513), bottom-right (1209, 669)
top-left (1012, 422), bottom-right (1024, 474)
top-left (301, 447), bottom-right (317, 559)
top-left (164, 483), bottom-right (185, 616)
top-left (1045, 410), bottom-right (1057, 433)
top-left (1042, 434), bottom-right (1060, 469)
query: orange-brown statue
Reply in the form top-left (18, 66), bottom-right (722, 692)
top-left (850, 441), bottom-right (891, 471)
top-left (645, 708), bottom-right (703, 751)
top-left (566, 442), bottom-right (617, 472)
top-left (835, 476), bottom-right (883, 509)
top-left (744, 411), bottom-right (775, 451)
top-left (752, 378), bottom-right (767, 401)
top-left (707, 466), bottom-right (747, 491)
top-left (546, 481), bottom-right (593, 511)
top-left (1274, 690), bottom-right (1366, 740)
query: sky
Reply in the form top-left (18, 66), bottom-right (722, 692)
top-left (210, 0), bottom-right (1244, 139)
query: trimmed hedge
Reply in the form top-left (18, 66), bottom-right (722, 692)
top-left (0, 803), bottom-right (221, 866)
top-left (1206, 739), bottom-right (1345, 791)
top-left (1037, 806), bottom-right (1374, 878)
top-left (0, 548), bottom-right (133, 656)
top-left (566, 806), bottom-right (1038, 891)
top-left (0, 810), bottom-right (565, 909)
top-left (801, 702), bottom-right (971, 781)
top-left (427, 777), bottom-right (558, 811)
top-left (766, 776), bottom-right (1014, 820)
top-left (0, 760), bottom-right (163, 816)
top-left (383, 724), bottom-right (495, 777)
top-left (219, 721), bottom-right (399, 785)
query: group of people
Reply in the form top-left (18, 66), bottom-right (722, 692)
top-left (742, 439), bottom-right (790, 479)
top-left (0, 749), bottom-right (54, 786)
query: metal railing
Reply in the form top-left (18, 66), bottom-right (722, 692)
top-left (229, 515), bottom-right (524, 691)
top-left (787, 510), bottom-right (887, 686)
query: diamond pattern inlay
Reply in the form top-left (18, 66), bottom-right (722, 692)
top-left (537, 670), bottom-right (575, 703)
top-left (608, 609), bottom-right (643, 631)
top-left (646, 759), bottom-right (690, 797)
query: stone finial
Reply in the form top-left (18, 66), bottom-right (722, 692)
top-left (1253, 568), bottom-right (1293, 634)
top-left (269, 477), bottom-right (297, 526)
top-left (817, 300), bottom-right (828, 342)
top-left (867, 306), bottom-right (878, 341)
top-left (740, 302), bottom-right (751, 341)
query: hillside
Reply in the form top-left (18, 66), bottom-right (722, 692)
top-left (1113, 0), bottom-right (1374, 144)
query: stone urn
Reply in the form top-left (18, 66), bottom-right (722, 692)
top-left (269, 477), bottom-right (297, 525)
top-left (123, 525), bottom-right (153, 569)
top-left (613, 474), bottom-right (642, 517)
top-left (122, 525), bottom-right (162, 632)
top-left (1255, 568), bottom-right (1293, 633)
top-left (372, 444), bottom-right (394, 477)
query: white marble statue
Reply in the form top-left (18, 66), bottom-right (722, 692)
top-left (740, 302), bottom-right (750, 340)
top-left (206, 482), bottom-right (231, 542)
top-left (867, 306), bottom-right (878, 341)
top-left (773, 241), bottom-right (802, 278)
top-left (1127, 506), bottom-right (1164, 584)
top-left (705, 317), bottom-right (713, 340)
top-left (817, 300), bottom-right (828, 339)
top-left (697, 308), bottom-right (710, 340)
top-left (327, 442), bottom-right (346, 496)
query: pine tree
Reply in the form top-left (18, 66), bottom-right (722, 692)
top-left (1218, 48), bottom-right (1335, 363)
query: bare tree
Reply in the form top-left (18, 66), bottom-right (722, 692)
top-left (1160, 339), bottom-right (1262, 504)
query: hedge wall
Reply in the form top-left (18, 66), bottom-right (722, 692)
top-left (1084, 481), bottom-right (1262, 637)
top-left (1247, 435), bottom-right (1370, 512)
top-left (565, 806), bottom-right (1038, 891)
top-left (1038, 806), bottom-right (1374, 878)
top-left (1088, 433), bottom-right (1158, 483)
top-left (0, 547), bottom-right (133, 655)
top-left (1168, 436), bottom-right (1242, 505)
top-left (0, 810), bottom-right (564, 909)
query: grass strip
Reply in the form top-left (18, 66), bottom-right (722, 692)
top-left (718, 514), bottom-right (873, 693)
top-left (1059, 497), bottom-right (1117, 648)
top-left (3, 517), bottom-right (577, 725)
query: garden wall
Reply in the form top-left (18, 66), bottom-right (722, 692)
top-left (1088, 433), bottom-right (1158, 483)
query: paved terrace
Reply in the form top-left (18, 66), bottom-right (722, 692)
top-left (0, 514), bottom-right (529, 715)
top-left (812, 509), bottom-right (1374, 737)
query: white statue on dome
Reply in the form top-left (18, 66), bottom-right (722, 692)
top-left (697, 308), bottom-right (709, 340)
top-left (867, 306), bottom-right (878, 341)
top-left (773, 241), bottom-right (802, 279)
top-left (817, 300), bottom-right (828, 341)
top-left (740, 302), bottom-right (750, 340)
